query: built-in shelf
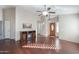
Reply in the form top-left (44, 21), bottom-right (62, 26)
top-left (20, 31), bottom-right (36, 46)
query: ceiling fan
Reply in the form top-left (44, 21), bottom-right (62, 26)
top-left (36, 5), bottom-right (56, 16)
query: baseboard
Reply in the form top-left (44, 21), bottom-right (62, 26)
top-left (60, 39), bottom-right (79, 44)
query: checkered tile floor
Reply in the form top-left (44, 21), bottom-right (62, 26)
top-left (22, 44), bottom-right (56, 49)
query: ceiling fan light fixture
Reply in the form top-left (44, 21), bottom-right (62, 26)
top-left (42, 11), bottom-right (48, 16)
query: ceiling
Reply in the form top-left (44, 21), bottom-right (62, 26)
top-left (0, 5), bottom-right (79, 15)
top-left (16, 5), bottom-right (79, 15)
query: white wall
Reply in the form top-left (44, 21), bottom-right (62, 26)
top-left (16, 6), bottom-right (40, 41)
top-left (37, 17), bottom-right (48, 37)
top-left (39, 17), bottom-right (48, 36)
top-left (59, 14), bottom-right (79, 43)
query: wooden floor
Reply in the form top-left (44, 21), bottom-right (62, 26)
top-left (0, 37), bottom-right (79, 54)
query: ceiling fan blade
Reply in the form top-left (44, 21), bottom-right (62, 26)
top-left (38, 14), bottom-right (42, 16)
top-left (49, 12), bottom-right (55, 13)
top-left (47, 7), bottom-right (51, 11)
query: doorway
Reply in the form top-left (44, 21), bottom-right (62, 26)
top-left (49, 23), bottom-right (56, 37)
top-left (0, 21), bottom-right (3, 39)
top-left (4, 20), bottom-right (10, 38)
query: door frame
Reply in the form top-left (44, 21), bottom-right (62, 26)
top-left (49, 22), bottom-right (56, 37)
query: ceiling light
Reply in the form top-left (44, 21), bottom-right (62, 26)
top-left (42, 11), bottom-right (48, 16)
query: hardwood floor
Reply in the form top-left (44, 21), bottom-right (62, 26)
top-left (0, 39), bottom-right (17, 54)
top-left (60, 40), bottom-right (79, 53)
top-left (0, 37), bottom-right (79, 54)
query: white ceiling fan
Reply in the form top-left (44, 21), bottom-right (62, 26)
top-left (36, 5), bottom-right (56, 16)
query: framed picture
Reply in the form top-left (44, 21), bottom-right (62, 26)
top-left (23, 23), bottom-right (32, 29)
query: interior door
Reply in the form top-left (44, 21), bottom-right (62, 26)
top-left (0, 21), bottom-right (3, 39)
top-left (5, 20), bottom-right (10, 38)
top-left (50, 23), bottom-right (56, 37)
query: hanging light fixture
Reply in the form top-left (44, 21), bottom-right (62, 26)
top-left (36, 5), bottom-right (55, 16)
top-left (42, 11), bottom-right (48, 16)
